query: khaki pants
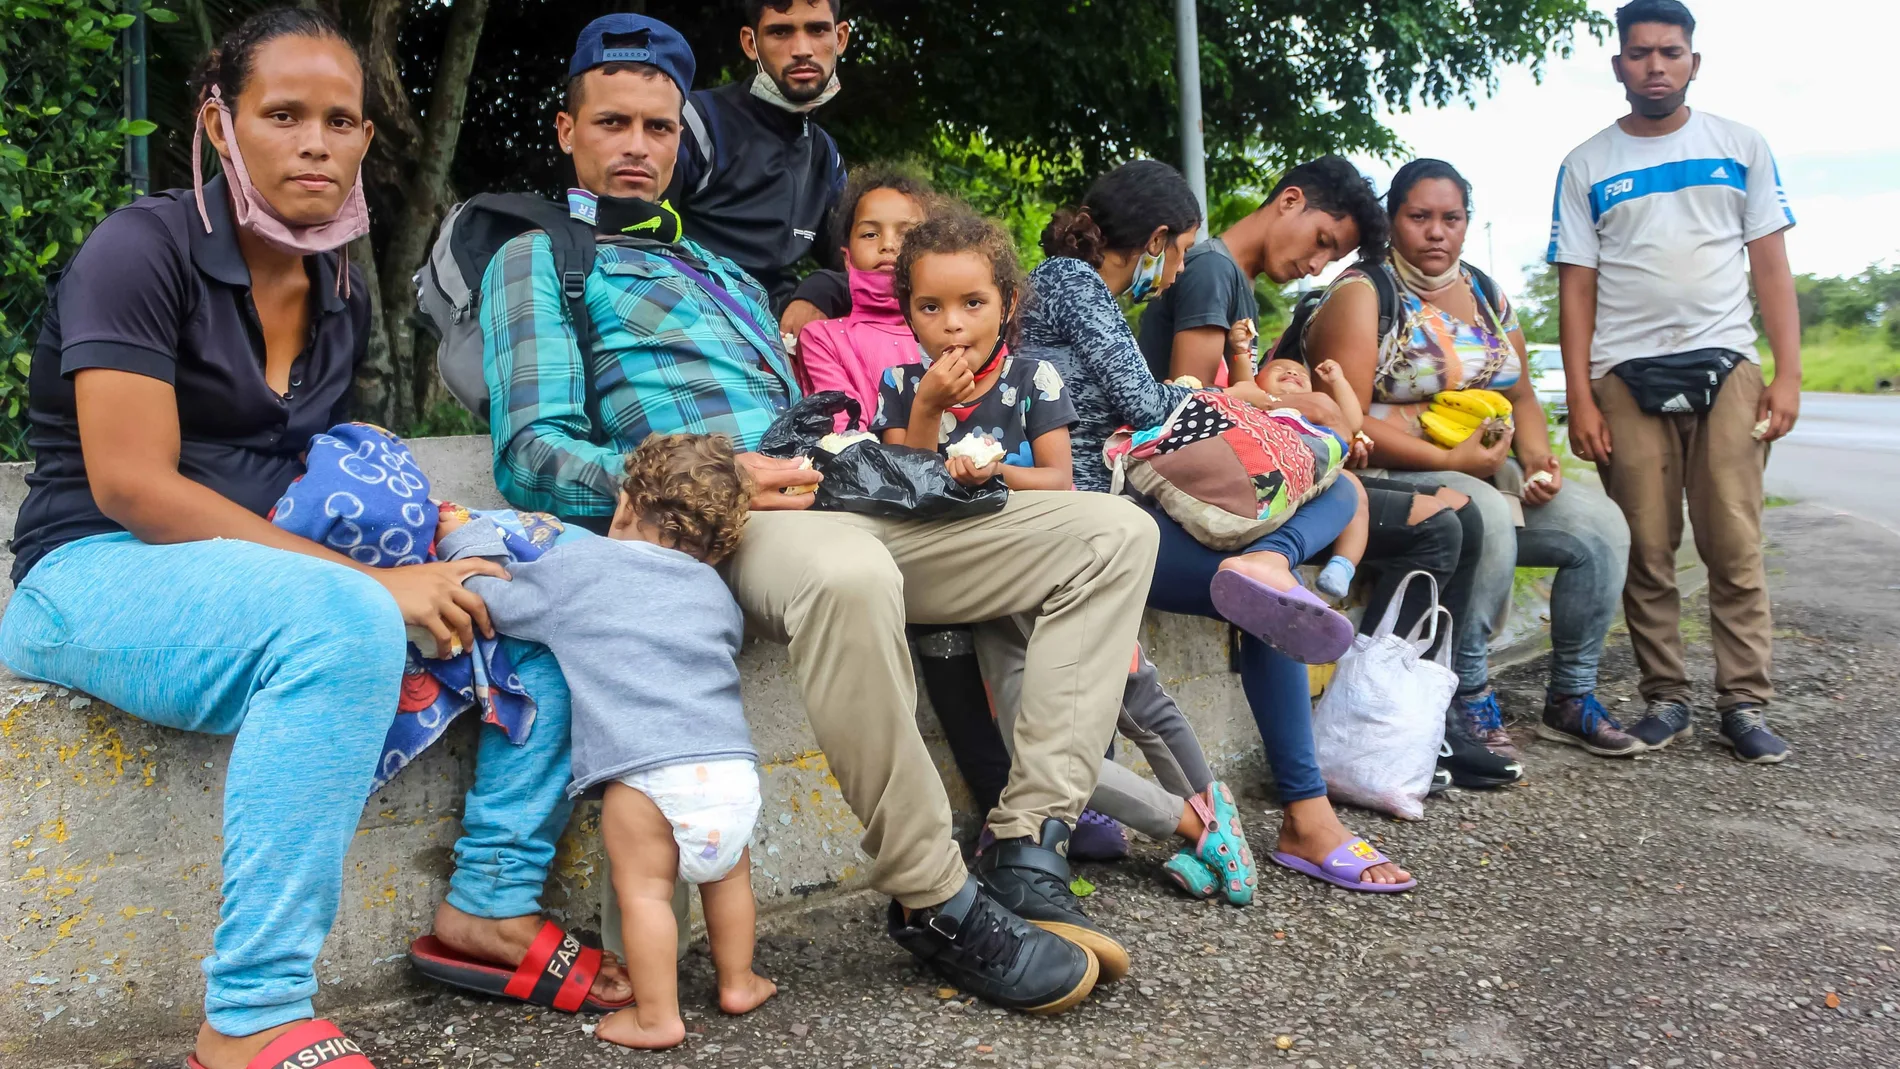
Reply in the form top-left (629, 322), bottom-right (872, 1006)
top-left (724, 491), bottom-right (1159, 909)
top-left (1593, 360), bottom-right (1774, 709)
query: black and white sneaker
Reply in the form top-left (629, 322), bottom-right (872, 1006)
top-left (888, 875), bottom-right (1099, 1015)
top-left (976, 818), bottom-right (1131, 982)
top-left (1428, 766), bottom-right (1454, 796)
top-left (1437, 703), bottom-right (1525, 789)
top-left (1718, 704), bottom-right (1789, 764)
top-left (1628, 700), bottom-right (1694, 750)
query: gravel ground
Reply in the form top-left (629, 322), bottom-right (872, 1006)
top-left (93, 504), bottom-right (1900, 1069)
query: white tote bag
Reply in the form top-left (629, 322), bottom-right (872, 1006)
top-left (1311, 570), bottom-right (1458, 821)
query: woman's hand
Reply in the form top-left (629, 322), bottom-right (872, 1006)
top-left (737, 453), bottom-right (820, 512)
top-left (917, 351), bottom-right (973, 411)
top-left (1444, 420), bottom-right (1515, 479)
top-left (377, 559), bottom-right (508, 660)
top-left (946, 455), bottom-right (1001, 487)
top-left (1520, 451), bottom-right (1564, 506)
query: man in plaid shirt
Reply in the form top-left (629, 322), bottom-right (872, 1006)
top-left (480, 14), bottom-right (1161, 1014)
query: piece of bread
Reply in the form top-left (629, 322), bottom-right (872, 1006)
top-left (946, 432), bottom-right (1006, 468)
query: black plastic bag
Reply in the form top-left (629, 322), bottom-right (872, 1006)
top-left (758, 391), bottom-right (1009, 521)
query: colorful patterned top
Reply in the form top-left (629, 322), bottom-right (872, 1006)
top-left (1315, 259), bottom-right (1522, 436)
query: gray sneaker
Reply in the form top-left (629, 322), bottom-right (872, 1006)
top-left (1628, 700), bottom-right (1694, 750)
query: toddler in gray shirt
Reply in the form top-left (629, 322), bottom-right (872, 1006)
top-left (438, 434), bottom-right (775, 1050)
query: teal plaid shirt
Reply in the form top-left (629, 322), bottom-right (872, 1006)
top-left (480, 233), bottom-right (800, 519)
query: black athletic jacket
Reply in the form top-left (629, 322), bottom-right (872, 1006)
top-left (670, 80), bottom-right (847, 314)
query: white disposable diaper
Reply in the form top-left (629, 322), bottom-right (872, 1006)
top-left (619, 759), bottom-right (762, 884)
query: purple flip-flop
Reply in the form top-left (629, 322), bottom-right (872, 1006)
top-left (1271, 838), bottom-right (1418, 894)
top-left (1209, 569), bottom-right (1354, 664)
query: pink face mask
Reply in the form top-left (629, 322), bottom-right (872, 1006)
top-left (192, 86), bottom-right (370, 293)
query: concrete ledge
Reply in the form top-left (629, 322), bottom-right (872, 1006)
top-left (0, 611), bottom-right (1262, 1053)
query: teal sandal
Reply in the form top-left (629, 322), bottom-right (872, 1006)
top-left (1187, 780), bottom-right (1256, 905)
top-left (1163, 851), bottom-right (1220, 898)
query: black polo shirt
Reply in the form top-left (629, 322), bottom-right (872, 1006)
top-left (9, 174), bottom-right (367, 582)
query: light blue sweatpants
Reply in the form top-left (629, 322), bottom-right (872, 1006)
top-left (0, 533), bottom-right (575, 1036)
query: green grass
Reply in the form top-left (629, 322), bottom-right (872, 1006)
top-left (1764, 326), bottom-right (1900, 393)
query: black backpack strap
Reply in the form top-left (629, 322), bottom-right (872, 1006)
top-left (1276, 267), bottom-right (1396, 370)
top-left (538, 219), bottom-right (605, 443)
top-left (1367, 265), bottom-right (1400, 344)
top-left (1272, 290), bottom-right (1326, 367)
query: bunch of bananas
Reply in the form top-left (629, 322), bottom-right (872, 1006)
top-left (1420, 389), bottom-right (1514, 448)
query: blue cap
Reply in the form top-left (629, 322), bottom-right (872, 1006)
top-left (568, 14), bottom-right (695, 100)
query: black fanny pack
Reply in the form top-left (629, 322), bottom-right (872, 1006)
top-left (1610, 348), bottom-right (1739, 414)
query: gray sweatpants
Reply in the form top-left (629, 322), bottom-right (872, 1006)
top-left (976, 620), bottom-right (1213, 841)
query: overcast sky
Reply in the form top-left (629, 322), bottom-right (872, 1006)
top-left (1344, 0), bottom-right (1898, 291)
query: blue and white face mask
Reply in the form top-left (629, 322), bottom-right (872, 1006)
top-left (1126, 245), bottom-right (1167, 304)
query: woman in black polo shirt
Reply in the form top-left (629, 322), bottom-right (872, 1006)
top-left (1, 11), bottom-right (625, 1067)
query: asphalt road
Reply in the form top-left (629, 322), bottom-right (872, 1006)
top-left (1764, 393), bottom-right (1900, 531)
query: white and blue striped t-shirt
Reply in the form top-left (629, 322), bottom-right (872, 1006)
top-left (1547, 110), bottom-right (1794, 377)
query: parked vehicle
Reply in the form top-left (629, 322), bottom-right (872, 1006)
top-left (1527, 344), bottom-right (1568, 424)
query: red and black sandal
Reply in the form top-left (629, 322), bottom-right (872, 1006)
top-left (184, 1018), bottom-right (374, 1069)
top-left (408, 921), bottom-right (633, 1014)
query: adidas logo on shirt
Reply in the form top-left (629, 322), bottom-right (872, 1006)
top-left (1710, 165), bottom-right (1729, 179)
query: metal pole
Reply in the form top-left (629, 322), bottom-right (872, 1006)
top-left (123, 11), bottom-right (149, 195)
top-left (1175, 0), bottom-right (1208, 227)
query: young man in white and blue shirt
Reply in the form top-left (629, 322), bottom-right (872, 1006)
top-left (1550, 0), bottom-right (1801, 763)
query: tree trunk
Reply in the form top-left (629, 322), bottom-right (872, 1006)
top-left (329, 0), bottom-right (427, 427)
top-left (347, 232), bottom-right (394, 420)
top-left (366, 0), bottom-right (490, 431)
top-left (379, 0), bottom-right (490, 423)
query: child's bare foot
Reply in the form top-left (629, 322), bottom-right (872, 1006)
top-left (718, 971), bottom-right (778, 1015)
top-left (595, 1006), bottom-right (685, 1050)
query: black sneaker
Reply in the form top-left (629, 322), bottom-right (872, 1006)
top-left (1428, 765), bottom-right (1453, 796)
top-left (1718, 704), bottom-right (1789, 764)
top-left (976, 818), bottom-right (1131, 982)
top-left (888, 875), bottom-right (1099, 1015)
top-left (1628, 700), bottom-right (1694, 750)
top-left (1439, 703), bottom-right (1525, 789)
top-left (1437, 738), bottom-right (1524, 790)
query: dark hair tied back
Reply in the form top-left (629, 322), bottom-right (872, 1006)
top-left (1040, 207), bottom-right (1107, 267)
top-left (1040, 159), bottom-right (1201, 269)
top-left (194, 7), bottom-right (356, 106)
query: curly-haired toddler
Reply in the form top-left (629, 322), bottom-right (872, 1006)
top-left (437, 433), bottom-right (773, 1050)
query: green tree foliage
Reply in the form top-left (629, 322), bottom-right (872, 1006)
top-left (1795, 264), bottom-right (1900, 346)
top-left (0, 0), bottom-right (170, 459)
top-left (400, 0), bottom-right (1605, 205)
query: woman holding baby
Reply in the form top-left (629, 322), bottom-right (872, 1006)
top-left (1300, 158), bottom-right (1633, 761)
top-left (1017, 159), bottom-right (1420, 893)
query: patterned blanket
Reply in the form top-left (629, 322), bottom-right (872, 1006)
top-left (269, 423), bottom-right (566, 792)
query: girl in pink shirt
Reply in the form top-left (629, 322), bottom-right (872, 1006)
top-left (796, 165), bottom-right (935, 428)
